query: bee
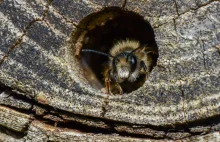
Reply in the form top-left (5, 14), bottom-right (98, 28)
top-left (81, 39), bottom-right (157, 95)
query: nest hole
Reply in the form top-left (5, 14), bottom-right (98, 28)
top-left (74, 7), bottom-right (158, 94)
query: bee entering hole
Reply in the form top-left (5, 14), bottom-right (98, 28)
top-left (74, 8), bottom-right (158, 95)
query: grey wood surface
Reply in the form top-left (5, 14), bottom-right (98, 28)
top-left (0, 0), bottom-right (219, 141)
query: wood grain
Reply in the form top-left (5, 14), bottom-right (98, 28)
top-left (0, 0), bottom-right (219, 141)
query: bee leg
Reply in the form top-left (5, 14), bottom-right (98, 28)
top-left (105, 69), bottom-right (112, 94)
top-left (112, 74), bottom-right (123, 95)
top-left (140, 61), bottom-right (149, 78)
top-left (106, 81), bottom-right (111, 94)
top-left (116, 84), bottom-right (123, 95)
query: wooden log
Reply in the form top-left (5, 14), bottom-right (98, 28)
top-left (0, 0), bottom-right (219, 141)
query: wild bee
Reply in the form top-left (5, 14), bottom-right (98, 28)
top-left (81, 39), bottom-right (157, 95)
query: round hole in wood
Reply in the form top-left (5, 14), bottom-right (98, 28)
top-left (71, 7), bottom-right (158, 94)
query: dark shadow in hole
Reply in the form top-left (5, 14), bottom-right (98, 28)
top-left (80, 8), bottom-right (158, 94)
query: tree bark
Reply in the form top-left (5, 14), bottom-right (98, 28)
top-left (0, 0), bottom-right (219, 141)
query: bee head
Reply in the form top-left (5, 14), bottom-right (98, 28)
top-left (113, 53), bottom-right (137, 79)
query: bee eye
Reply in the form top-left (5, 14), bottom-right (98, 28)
top-left (130, 56), bottom-right (135, 64)
top-left (128, 56), bottom-right (136, 65)
top-left (128, 55), bottom-right (137, 72)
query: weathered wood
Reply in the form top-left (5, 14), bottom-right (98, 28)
top-left (1, 119), bottom-right (220, 142)
top-left (0, 106), bottom-right (31, 132)
top-left (0, 0), bottom-right (219, 141)
top-left (0, 89), bottom-right (32, 110)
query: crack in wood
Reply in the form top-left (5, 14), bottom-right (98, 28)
top-left (49, 5), bottom-right (88, 31)
top-left (173, 18), bottom-right (177, 32)
top-left (153, 0), bottom-right (219, 29)
top-left (176, 0), bottom-right (219, 17)
top-left (0, 0), bottom-right (53, 66)
top-left (1, 89), bottom-right (220, 140)
top-left (2, 84), bottom-right (218, 139)
top-left (200, 39), bottom-right (208, 71)
top-left (179, 82), bottom-right (188, 125)
top-left (173, 0), bottom-right (180, 16)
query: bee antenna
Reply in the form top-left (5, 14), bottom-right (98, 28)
top-left (81, 49), bottom-right (114, 58)
top-left (126, 44), bottom-right (148, 60)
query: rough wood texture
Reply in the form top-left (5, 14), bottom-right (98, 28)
top-left (0, 0), bottom-right (219, 141)
top-left (0, 106), bottom-right (31, 132)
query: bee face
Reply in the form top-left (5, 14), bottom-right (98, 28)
top-left (113, 53), bottom-right (138, 80)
